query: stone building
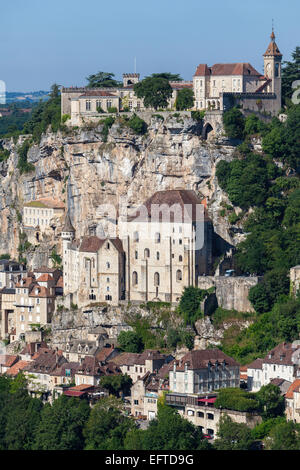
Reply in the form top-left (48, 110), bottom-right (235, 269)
top-left (0, 259), bottom-right (26, 289)
top-left (14, 271), bottom-right (58, 338)
top-left (62, 213), bottom-right (125, 307)
top-left (122, 189), bottom-right (213, 303)
top-left (166, 393), bottom-right (261, 438)
top-left (193, 30), bottom-right (282, 115)
top-left (285, 379), bottom-right (300, 424)
top-left (169, 349), bottom-right (240, 394)
top-left (247, 342), bottom-right (300, 392)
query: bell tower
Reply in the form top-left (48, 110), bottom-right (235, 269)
top-left (263, 29), bottom-right (282, 110)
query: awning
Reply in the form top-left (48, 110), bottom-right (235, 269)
top-left (197, 397), bottom-right (217, 404)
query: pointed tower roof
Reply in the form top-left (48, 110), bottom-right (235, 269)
top-left (263, 30), bottom-right (282, 57)
top-left (62, 212), bottom-right (75, 233)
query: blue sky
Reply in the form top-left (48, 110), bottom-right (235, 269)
top-left (1, 0), bottom-right (299, 91)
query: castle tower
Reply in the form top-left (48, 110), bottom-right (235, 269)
top-left (122, 73), bottom-right (140, 88)
top-left (263, 29), bottom-right (282, 110)
top-left (61, 213), bottom-right (75, 259)
top-left (61, 212), bottom-right (75, 295)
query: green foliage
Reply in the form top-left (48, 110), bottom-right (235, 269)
top-left (212, 308), bottom-right (254, 328)
top-left (220, 297), bottom-right (300, 365)
top-left (100, 116), bottom-right (115, 142)
top-left (61, 113), bottom-right (71, 123)
top-left (137, 402), bottom-right (211, 450)
top-left (33, 395), bottom-right (90, 450)
top-left (266, 420), bottom-right (300, 450)
top-left (251, 416), bottom-right (286, 439)
top-left (191, 110), bottom-right (205, 121)
top-left (178, 286), bottom-right (211, 325)
top-left (107, 106), bottom-right (118, 113)
top-left (134, 77), bottom-right (173, 110)
top-left (83, 397), bottom-right (135, 450)
top-left (222, 108), bottom-right (245, 139)
top-left (86, 72), bottom-right (122, 88)
top-left (50, 246), bottom-right (62, 268)
top-left (127, 114), bottom-right (148, 135)
top-left (255, 384), bottom-right (285, 420)
top-left (0, 105), bottom-right (33, 138)
top-left (0, 147), bottom-right (10, 162)
top-left (216, 153), bottom-right (280, 210)
top-left (175, 88), bottom-right (194, 110)
top-left (0, 253), bottom-right (10, 260)
top-left (96, 105), bottom-right (105, 113)
top-left (244, 113), bottom-right (267, 136)
top-left (17, 139), bottom-right (35, 174)
top-left (99, 374), bottom-right (132, 397)
top-left (282, 47), bottom-right (300, 105)
top-left (117, 330), bottom-right (144, 353)
top-left (214, 388), bottom-right (260, 412)
top-left (22, 84), bottom-right (62, 142)
top-left (213, 414), bottom-right (255, 450)
top-left (249, 269), bottom-right (290, 313)
top-left (149, 73), bottom-right (183, 81)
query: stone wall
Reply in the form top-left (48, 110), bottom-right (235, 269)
top-left (198, 275), bottom-right (262, 312)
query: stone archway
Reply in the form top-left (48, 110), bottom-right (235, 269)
top-left (202, 122), bottom-right (214, 140)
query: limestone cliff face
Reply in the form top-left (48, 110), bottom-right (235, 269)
top-left (0, 115), bottom-right (238, 264)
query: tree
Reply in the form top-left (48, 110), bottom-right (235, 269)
top-left (86, 72), bottom-right (121, 88)
top-left (266, 420), bottom-right (300, 450)
top-left (149, 73), bottom-right (183, 81)
top-left (213, 414), bottom-right (255, 450)
top-left (134, 77), bottom-right (173, 110)
top-left (256, 384), bottom-right (285, 419)
top-left (214, 388), bottom-right (259, 413)
top-left (33, 395), bottom-right (90, 450)
top-left (99, 373), bottom-right (132, 397)
top-left (222, 108), bottom-right (245, 139)
top-left (282, 47), bottom-right (300, 105)
top-left (141, 402), bottom-right (211, 450)
top-left (83, 397), bottom-right (136, 450)
top-left (249, 269), bottom-right (290, 314)
top-left (178, 286), bottom-right (210, 325)
top-left (117, 330), bottom-right (144, 353)
top-left (175, 88), bottom-right (194, 110)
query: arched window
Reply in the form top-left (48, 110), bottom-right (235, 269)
top-left (155, 232), bottom-right (161, 243)
top-left (179, 255), bottom-right (183, 262)
top-left (106, 242), bottom-right (110, 249)
top-left (154, 272), bottom-right (160, 286)
top-left (144, 248), bottom-right (150, 258)
top-left (92, 258), bottom-right (95, 268)
top-left (132, 271), bottom-right (138, 285)
top-left (106, 262), bottom-right (110, 269)
top-left (176, 270), bottom-right (182, 281)
top-left (133, 231), bottom-right (139, 242)
top-left (156, 252), bottom-right (160, 260)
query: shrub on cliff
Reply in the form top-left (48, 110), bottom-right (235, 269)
top-left (222, 107), bottom-right (245, 139)
top-left (127, 114), bottom-right (147, 135)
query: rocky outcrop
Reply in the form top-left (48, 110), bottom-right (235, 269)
top-left (0, 115), bottom-right (239, 263)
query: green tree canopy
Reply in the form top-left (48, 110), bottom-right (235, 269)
top-left (117, 330), bottom-right (144, 353)
top-left (175, 88), bottom-right (194, 110)
top-left (222, 107), bottom-right (245, 139)
top-left (33, 395), bottom-right (90, 450)
top-left (86, 72), bottom-right (122, 88)
top-left (99, 373), bottom-right (132, 397)
top-left (282, 47), bottom-right (300, 105)
top-left (255, 383), bottom-right (285, 420)
top-left (213, 414), bottom-right (255, 450)
top-left (134, 77), bottom-right (173, 110)
top-left (178, 286), bottom-right (211, 325)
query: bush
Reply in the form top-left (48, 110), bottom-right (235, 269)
top-left (127, 114), bottom-right (147, 135)
top-left (100, 116), bottom-right (115, 142)
top-left (214, 388), bottom-right (260, 412)
top-left (223, 108), bottom-right (245, 139)
top-left (17, 139), bottom-right (35, 174)
top-left (107, 107), bottom-right (118, 114)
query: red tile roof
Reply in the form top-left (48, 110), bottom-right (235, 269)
top-left (79, 236), bottom-right (124, 253)
top-left (194, 63), bottom-right (261, 77)
top-left (24, 198), bottom-right (65, 209)
top-left (128, 190), bottom-right (211, 223)
top-left (175, 349), bottom-right (239, 371)
top-left (285, 379), bottom-right (300, 399)
top-left (79, 90), bottom-right (117, 97)
top-left (6, 360), bottom-right (30, 376)
top-left (0, 354), bottom-right (18, 368)
top-left (36, 273), bottom-right (54, 282)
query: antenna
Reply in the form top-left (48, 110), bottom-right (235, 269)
top-left (272, 18), bottom-right (274, 34)
top-left (134, 57), bottom-right (136, 74)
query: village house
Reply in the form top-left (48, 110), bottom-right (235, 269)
top-left (0, 259), bottom-right (26, 290)
top-left (169, 349), bottom-right (240, 394)
top-left (247, 342), bottom-right (300, 392)
top-left (110, 350), bottom-right (173, 384)
top-left (23, 349), bottom-right (68, 401)
top-left (130, 363), bottom-right (170, 419)
top-left (285, 379), bottom-right (300, 424)
top-left (0, 354), bottom-right (18, 374)
top-left (74, 355), bottom-right (121, 387)
top-left (14, 274), bottom-right (56, 339)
